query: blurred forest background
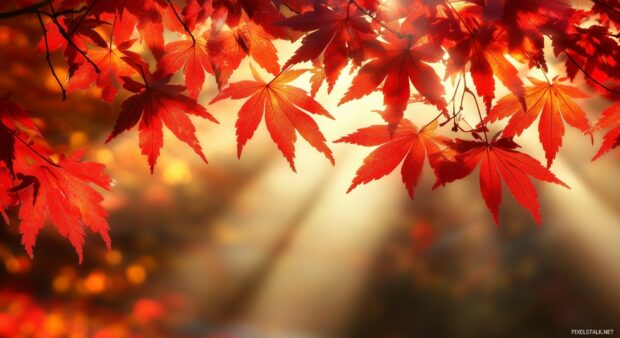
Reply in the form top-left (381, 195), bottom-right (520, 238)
top-left (1, 1), bottom-right (620, 337)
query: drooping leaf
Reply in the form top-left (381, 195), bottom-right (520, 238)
top-left (207, 17), bottom-right (280, 89)
top-left (335, 119), bottom-right (448, 198)
top-left (11, 147), bottom-right (112, 263)
top-left (433, 137), bottom-right (569, 224)
top-left (211, 67), bottom-right (334, 171)
top-left (340, 32), bottom-right (446, 127)
top-left (106, 68), bottom-right (218, 172)
top-left (158, 34), bottom-right (213, 98)
top-left (68, 39), bottom-right (145, 102)
top-left (279, 2), bottom-right (376, 93)
top-left (487, 77), bottom-right (591, 167)
top-left (447, 23), bottom-right (526, 113)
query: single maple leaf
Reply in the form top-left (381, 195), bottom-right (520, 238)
top-left (211, 67), bottom-right (334, 171)
top-left (487, 77), bottom-right (591, 167)
top-left (335, 119), bottom-right (448, 198)
top-left (447, 24), bottom-right (526, 113)
top-left (433, 137), bottom-right (569, 224)
top-left (592, 102), bottom-right (620, 160)
top-left (68, 39), bottom-right (146, 102)
top-left (11, 148), bottom-right (112, 263)
top-left (340, 32), bottom-right (447, 126)
top-left (106, 67), bottom-right (218, 173)
top-left (208, 17), bottom-right (280, 89)
top-left (125, 0), bottom-right (184, 59)
top-left (279, 2), bottom-right (375, 93)
top-left (158, 33), bottom-right (213, 98)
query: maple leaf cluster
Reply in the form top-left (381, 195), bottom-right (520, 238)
top-left (0, 0), bottom-right (619, 260)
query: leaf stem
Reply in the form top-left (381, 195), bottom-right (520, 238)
top-left (564, 51), bottom-right (620, 97)
top-left (421, 76), bottom-right (463, 132)
top-left (36, 11), bottom-right (66, 101)
top-left (349, 0), bottom-right (410, 40)
top-left (445, 1), bottom-right (474, 35)
top-left (464, 86), bottom-right (488, 143)
top-left (11, 130), bottom-right (61, 168)
top-left (165, 0), bottom-right (195, 44)
top-left (66, 0), bottom-right (97, 37)
top-left (42, 6), bottom-right (100, 73)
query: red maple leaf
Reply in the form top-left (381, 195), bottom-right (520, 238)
top-left (279, 2), bottom-right (375, 93)
top-left (340, 32), bottom-right (446, 126)
top-left (592, 101), bottom-right (620, 160)
top-left (68, 39), bottom-right (145, 102)
top-left (487, 77), bottom-right (591, 167)
top-left (11, 147), bottom-right (112, 263)
top-left (106, 67), bottom-right (218, 172)
top-left (447, 23), bottom-right (526, 113)
top-left (211, 67), bottom-right (334, 171)
top-left (208, 17), bottom-right (280, 89)
top-left (125, 0), bottom-right (184, 59)
top-left (433, 137), bottom-right (568, 224)
top-left (335, 119), bottom-right (448, 198)
top-left (158, 33), bottom-right (214, 98)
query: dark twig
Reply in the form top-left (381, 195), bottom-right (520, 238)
top-left (592, 0), bottom-right (620, 18)
top-left (565, 51), bottom-right (620, 97)
top-left (66, 0), bottom-right (98, 37)
top-left (36, 11), bottom-right (66, 101)
top-left (11, 130), bottom-right (61, 168)
top-left (445, 1), bottom-right (475, 35)
top-left (42, 7), bottom-right (100, 73)
top-left (464, 86), bottom-right (488, 143)
top-left (46, 6), bottom-right (89, 17)
top-left (165, 0), bottom-right (195, 43)
top-left (422, 75), bottom-right (464, 132)
top-left (0, 0), bottom-right (52, 19)
top-left (349, 0), bottom-right (410, 39)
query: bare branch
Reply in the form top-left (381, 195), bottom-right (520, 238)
top-left (164, 0), bottom-right (195, 43)
top-left (0, 0), bottom-right (52, 19)
top-left (42, 8), bottom-right (101, 74)
top-left (36, 11), bottom-right (66, 101)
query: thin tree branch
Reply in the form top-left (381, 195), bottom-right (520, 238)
top-left (66, 0), bottom-right (98, 37)
top-left (445, 1), bottom-right (475, 35)
top-left (165, 0), bottom-right (195, 43)
top-left (422, 75), bottom-right (463, 132)
top-left (36, 11), bottom-right (66, 101)
top-left (464, 86), bottom-right (488, 143)
top-left (349, 0), bottom-right (410, 40)
top-left (564, 51), bottom-right (620, 97)
top-left (42, 8), bottom-right (100, 73)
top-left (11, 130), bottom-right (61, 168)
top-left (46, 6), bottom-right (89, 17)
top-left (592, 0), bottom-right (620, 18)
top-left (0, 0), bottom-right (52, 19)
